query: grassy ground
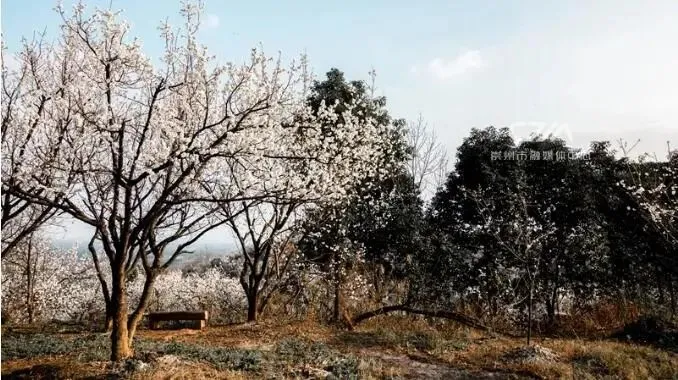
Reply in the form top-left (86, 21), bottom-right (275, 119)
top-left (2, 317), bottom-right (677, 379)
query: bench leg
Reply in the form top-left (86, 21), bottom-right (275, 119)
top-left (191, 320), bottom-right (205, 330)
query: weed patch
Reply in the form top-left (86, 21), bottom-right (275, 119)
top-left (274, 338), bottom-right (360, 378)
top-left (1, 332), bottom-right (109, 361)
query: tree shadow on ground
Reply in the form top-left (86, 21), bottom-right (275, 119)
top-left (3, 364), bottom-right (124, 380)
top-left (611, 316), bottom-right (678, 353)
top-left (3, 364), bottom-right (63, 380)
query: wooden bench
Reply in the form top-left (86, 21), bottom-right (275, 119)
top-left (147, 311), bottom-right (209, 330)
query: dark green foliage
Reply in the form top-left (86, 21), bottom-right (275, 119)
top-left (299, 68), bottom-right (423, 295)
top-left (300, 70), bottom-right (677, 330)
top-left (300, 171), bottom-right (423, 276)
top-left (612, 316), bottom-right (678, 352)
top-left (421, 126), bottom-right (678, 326)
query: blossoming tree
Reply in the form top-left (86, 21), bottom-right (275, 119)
top-left (619, 142), bottom-right (677, 250)
top-left (1, 39), bottom-right (65, 258)
top-left (2, 1), bottom-right (393, 361)
top-left (618, 141), bottom-right (678, 305)
top-left (465, 185), bottom-right (557, 345)
top-left (1, 234), bottom-right (99, 323)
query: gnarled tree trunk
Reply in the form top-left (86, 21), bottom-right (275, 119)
top-left (110, 269), bottom-right (132, 361)
top-left (127, 272), bottom-right (157, 341)
top-left (247, 290), bottom-right (258, 322)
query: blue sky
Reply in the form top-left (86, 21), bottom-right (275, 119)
top-left (3, 0), bottom-right (678, 247)
top-left (3, 0), bottom-right (676, 154)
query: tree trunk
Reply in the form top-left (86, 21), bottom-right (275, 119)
top-left (546, 276), bottom-right (560, 327)
top-left (105, 306), bottom-right (113, 331)
top-left (110, 270), bottom-right (132, 361)
top-left (333, 275), bottom-right (342, 323)
top-left (657, 268), bottom-right (665, 305)
top-left (257, 293), bottom-right (270, 318)
top-left (240, 256), bottom-right (261, 323)
top-left (527, 280), bottom-right (534, 346)
top-left (671, 280), bottom-right (677, 319)
top-left (332, 258), bottom-right (343, 323)
top-left (545, 298), bottom-right (555, 327)
top-left (89, 240), bottom-right (113, 332)
top-left (247, 290), bottom-right (258, 322)
top-left (127, 272), bottom-right (156, 341)
top-left (25, 240), bottom-right (34, 324)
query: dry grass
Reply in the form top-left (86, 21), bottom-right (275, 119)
top-left (1, 356), bottom-right (251, 380)
top-left (428, 333), bottom-right (678, 379)
top-left (340, 314), bottom-right (678, 379)
top-left (3, 316), bottom-right (677, 379)
top-left (129, 361), bottom-right (249, 380)
top-left (137, 319), bottom-right (335, 350)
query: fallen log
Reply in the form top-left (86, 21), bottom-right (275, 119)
top-left (349, 304), bottom-right (519, 337)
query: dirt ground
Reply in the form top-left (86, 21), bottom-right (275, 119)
top-left (2, 317), bottom-right (677, 379)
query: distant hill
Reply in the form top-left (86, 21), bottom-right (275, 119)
top-left (172, 246), bottom-right (240, 270)
top-left (51, 239), bottom-right (238, 269)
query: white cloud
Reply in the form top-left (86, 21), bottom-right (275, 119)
top-left (413, 50), bottom-right (487, 80)
top-left (403, 2), bottom-right (678, 163)
top-left (203, 14), bottom-right (220, 29)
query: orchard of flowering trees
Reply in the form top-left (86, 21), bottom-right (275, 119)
top-left (1, 1), bottom-right (396, 361)
top-left (2, 0), bottom-right (677, 365)
top-left (1, 237), bottom-right (246, 325)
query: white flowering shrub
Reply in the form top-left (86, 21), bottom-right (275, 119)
top-left (2, 236), bottom-right (247, 324)
top-left (1, 237), bottom-right (102, 323)
top-left (618, 151), bottom-right (677, 249)
top-left (149, 267), bottom-right (247, 323)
